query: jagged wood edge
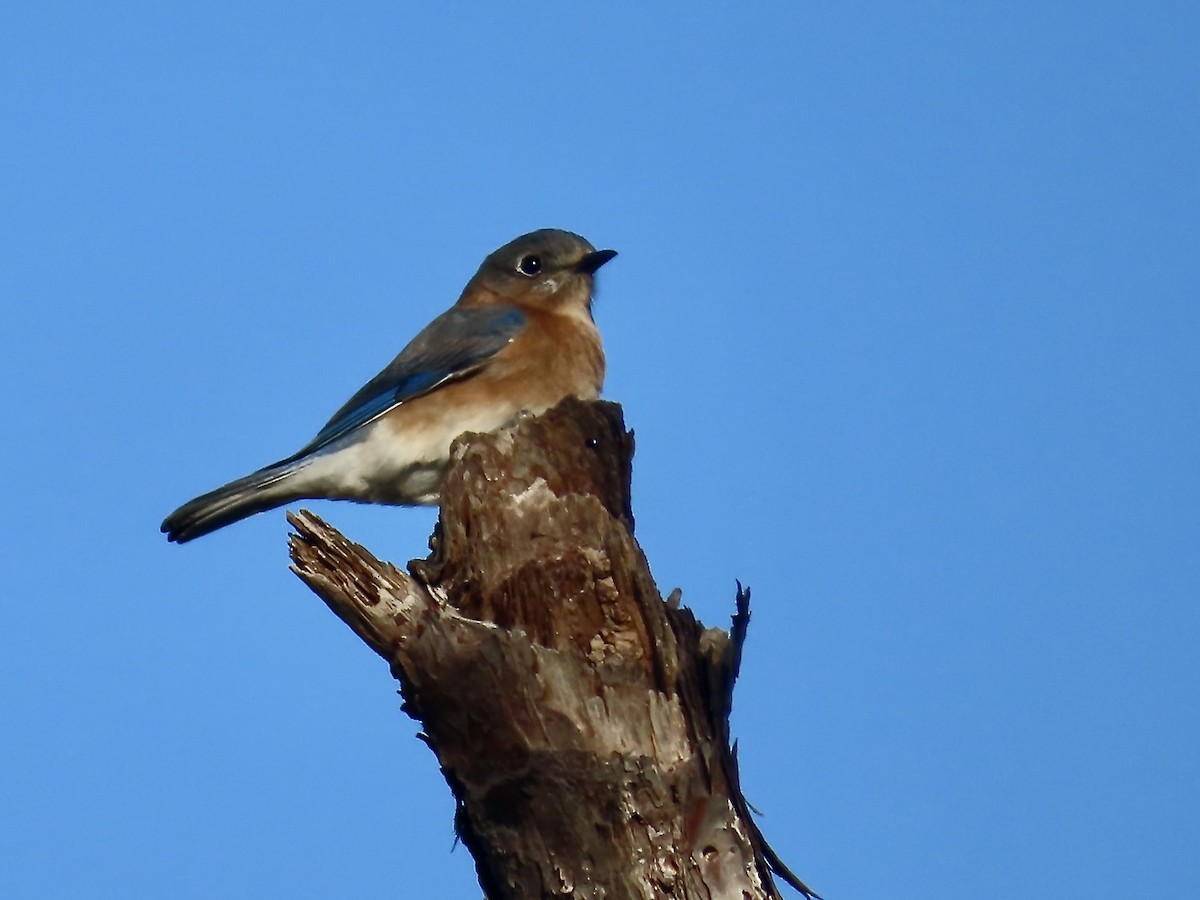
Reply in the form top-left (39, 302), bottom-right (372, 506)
top-left (286, 512), bottom-right (818, 898)
top-left (721, 583), bottom-right (821, 899)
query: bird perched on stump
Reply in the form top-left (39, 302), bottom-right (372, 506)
top-left (161, 228), bottom-right (616, 543)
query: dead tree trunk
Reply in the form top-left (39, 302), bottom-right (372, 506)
top-left (288, 398), bottom-right (816, 900)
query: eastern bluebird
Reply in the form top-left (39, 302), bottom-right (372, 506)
top-left (161, 228), bottom-right (616, 543)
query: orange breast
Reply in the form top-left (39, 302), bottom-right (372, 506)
top-left (486, 305), bottom-right (605, 405)
top-left (376, 305), bottom-right (604, 465)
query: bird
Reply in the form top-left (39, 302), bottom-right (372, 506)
top-left (161, 228), bottom-right (616, 543)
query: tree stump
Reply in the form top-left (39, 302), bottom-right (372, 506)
top-left (288, 398), bottom-right (816, 899)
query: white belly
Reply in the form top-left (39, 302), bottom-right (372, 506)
top-left (285, 400), bottom-right (523, 505)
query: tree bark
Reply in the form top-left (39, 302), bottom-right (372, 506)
top-left (288, 398), bottom-right (816, 900)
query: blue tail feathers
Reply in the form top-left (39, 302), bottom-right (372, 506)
top-left (161, 460), bottom-right (305, 543)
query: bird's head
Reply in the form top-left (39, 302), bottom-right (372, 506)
top-left (460, 229), bottom-right (617, 316)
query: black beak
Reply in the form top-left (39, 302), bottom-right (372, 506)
top-left (575, 248), bottom-right (618, 275)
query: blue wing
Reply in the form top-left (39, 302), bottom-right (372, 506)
top-left (291, 305), bottom-right (526, 458)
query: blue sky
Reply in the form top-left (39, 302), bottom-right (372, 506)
top-left (2, 3), bottom-right (1197, 897)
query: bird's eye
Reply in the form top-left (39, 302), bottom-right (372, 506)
top-left (517, 254), bottom-right (542, 276)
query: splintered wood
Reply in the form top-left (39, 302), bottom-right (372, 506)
top-left (288, 398), bottom-right (815, 900)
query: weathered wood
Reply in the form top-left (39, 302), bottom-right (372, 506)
top-left (288, 398), bottom-right (816, 899)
